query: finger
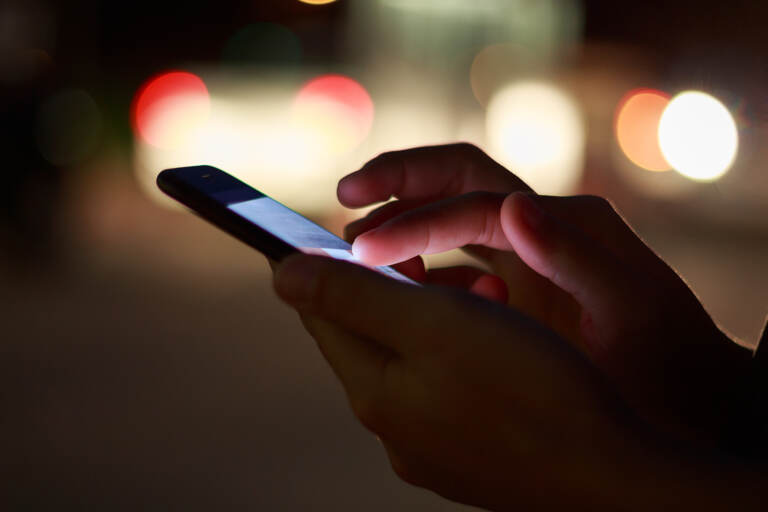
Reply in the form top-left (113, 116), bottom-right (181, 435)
top-left (273, 254), bottom-right (505, 356)
top-left (337, 143), bottom-right (531, 208)
top-left (352, 192), bottom-right (512, 266)
top-left (344, 199), bottom-right (430, 242)
top-left (500, 193), bottom-right (635, 349)
top-left (426, 266), bottom-right (508, 304)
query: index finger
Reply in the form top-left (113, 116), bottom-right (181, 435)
top-left (337, 143), bottom-right (531, 208)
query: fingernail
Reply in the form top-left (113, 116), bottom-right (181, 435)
top-left (337, 174), bottom-right (355, 196)
top-left (515, 193), bottom-right (546, 231)
top-left (338, 174), bottom-right (352, 189)
top-left (275, 255), bottom-right (319, 303)
top-left (351, 228), bottom-right (379, 259)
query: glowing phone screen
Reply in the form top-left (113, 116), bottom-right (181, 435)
top-left (227, 196), bottom-right (417, 285)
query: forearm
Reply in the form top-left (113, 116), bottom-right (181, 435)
top-left (630, 326), bottom-right (768, 511)
top-left (638, 448), bottom-right (767, 511)
top-left (571, 413), bottom-right (766, 511)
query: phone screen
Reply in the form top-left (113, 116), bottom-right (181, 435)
top-left (222, 192), bottom-right (417, 284)
top-left (158, 165), bottom-right (417, 285)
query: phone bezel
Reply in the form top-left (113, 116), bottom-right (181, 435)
top-left (157, 165), bottom-right (299, 262)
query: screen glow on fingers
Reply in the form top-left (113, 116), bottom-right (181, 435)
top-left (658, 91), bottom-right (738, 182)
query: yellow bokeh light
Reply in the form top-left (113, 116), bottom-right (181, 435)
top-left (658, 91), bottom-right (738, 182)
top-left (486, 82), bottom-right (584, 195)
top-left (134, 92), bottom-right (342, 212)
top-left (615, 89), bottom-right (671, 172)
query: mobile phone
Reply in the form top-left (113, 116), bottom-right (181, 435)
top-left (156, 165), bottom-right (417, 284)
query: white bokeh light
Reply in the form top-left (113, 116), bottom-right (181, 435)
top-left (486, 81), bottom-right (585, 195)
top-left (658, 91), bottom-right (738, 182)
top-left (135, 92), bottom-right (338, 211)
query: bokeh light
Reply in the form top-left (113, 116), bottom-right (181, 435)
top-left (134, 77), bottom-right (368, 212)
top-left (615, 89), bottom-right (671, 172)
top-left (37, 89), bottom-right (102, 166)
top-left (222, 23), bottom-right (302, 68)
top-left (658, 91), bottom-right (738, 182)
top-left (363, 0), bottom-right (582, 70)
top-left (486, 81), bottom-right (584, 195)
top-left (293, 74), bottom-right (374, 155)
top-left (298, 0), bottom-right (337, 4)
top-left (131, 71), bottom-right (211, 149)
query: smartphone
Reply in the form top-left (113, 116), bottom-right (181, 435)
top-left (156, 165), bottom-right (417, 284)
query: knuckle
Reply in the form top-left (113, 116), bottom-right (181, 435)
top-left (367, 150), bottom-right (396, 168)
top-left (455, 142), bottom-right (484, 158)
top-left (350, 395), bottom-right (387, 434)
top-left (387, 452), bottom-right (423, 486)
top-left (375, 150), bottom-right (394, 160)
top-left (583, 195), bottom-right (616, 214)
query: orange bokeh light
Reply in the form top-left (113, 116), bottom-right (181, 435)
top-left (615, 88), bottom-right (671, 172)
top-left (132, 71), bottom-right (210, 149)
top-left (293, 74), bottom-right (374, 154)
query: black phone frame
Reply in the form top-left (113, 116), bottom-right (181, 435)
top-left (157, 165), bottom-right (299, 262)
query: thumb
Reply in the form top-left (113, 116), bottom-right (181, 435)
top-left (500, 192), bottom-right (638, 353)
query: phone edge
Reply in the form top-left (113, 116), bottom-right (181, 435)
top-left (156, 167), bottom-right (299, 263)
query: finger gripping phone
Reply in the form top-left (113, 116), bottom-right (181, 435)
top-left (156, 165), bottom-right (416, 284)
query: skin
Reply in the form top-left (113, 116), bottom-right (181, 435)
top-left (272, 143), bottom-right (767, 510)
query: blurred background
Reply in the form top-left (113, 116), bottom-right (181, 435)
top-left (2, 0), bottom-right (768, 509)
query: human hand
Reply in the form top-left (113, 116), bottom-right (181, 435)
top-left (340, 143), bottom-right (580, 344)
top-left (339, 144), bottom-right (753, 444)
top-left (272, 254), bottom-right (649, 510)
top-left (272, 255), bottom-right (764, 511)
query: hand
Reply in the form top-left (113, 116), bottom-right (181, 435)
top-left (340, 143), bottom-right (581, 346)
top-left (273, 255), bottom-right (645, 510)
top-left (272, 255), bottom-right (764, 511)
top-left (339, 144), bottom-right (753, 444)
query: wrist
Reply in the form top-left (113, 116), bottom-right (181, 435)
top-left (718, 320), bottom-right (768, 460)
top-left (593, 418), bottom-right (766, 512)
top-left (638, 441), bottom-right (767, 511)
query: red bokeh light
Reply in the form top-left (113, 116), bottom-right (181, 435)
top-left (131, 71), bottom-right (210, 148)
top-left (294, 74), bottom-right (374, 145)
